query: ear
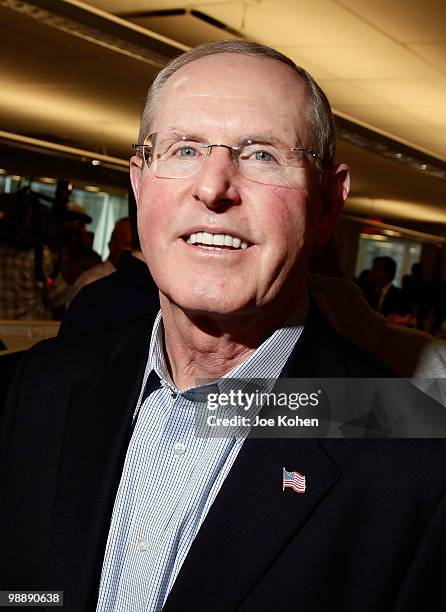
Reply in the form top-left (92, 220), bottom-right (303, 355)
top-left (314, 163), bottom-right (350, 247)
top-left (129, 155), bottom-right (144, 205)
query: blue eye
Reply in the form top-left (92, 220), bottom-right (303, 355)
top-left (255, 150), bottom-right (272, 162)
top-left (179, 147), bottom-right (196, 157)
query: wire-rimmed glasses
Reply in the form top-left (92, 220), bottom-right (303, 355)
top-left (132, 132), bottom-right (322, 188)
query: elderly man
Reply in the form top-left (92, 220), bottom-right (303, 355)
top-left (1, 41), bottom-right (446, 612)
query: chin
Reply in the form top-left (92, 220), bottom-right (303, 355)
top-left (162, 285), bottom-right (253, 318)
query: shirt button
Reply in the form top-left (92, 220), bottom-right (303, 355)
top-left (173, 442), bottom-right (186, 456)
top-left (137, 538), bottom-right (149, 551)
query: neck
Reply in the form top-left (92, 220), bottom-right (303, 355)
top-left (159, 294), bottom-right (304, 390)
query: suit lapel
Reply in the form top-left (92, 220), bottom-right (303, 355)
top-left (164, 309), bottom-right (344, 611)
top-left (164, 436), bottom-right (340, 611)
top-left (48, 321), bottom-right (152, 611)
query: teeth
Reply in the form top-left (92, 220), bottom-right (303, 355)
top-left (186, 232), bottom-right (249, 250)
top-left (213, 234), bottom-right (225, 246)
top-left (203, 232), bottom-right (213, 245)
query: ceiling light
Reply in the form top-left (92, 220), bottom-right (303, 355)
top-left (382, 229), bottom-right (402, 237)
top-left (335, 117), bottom-right (446, 183)
top-left (344, 213), bottom-right (446, 245)
top-left (1, 0), bottom-right (187, 68)
top-left (92, 159), bottom-right (101, 166)
top-left (360, 234), bottom-right (388, 241)
top-left (0, 130), bottom-right (128, 171)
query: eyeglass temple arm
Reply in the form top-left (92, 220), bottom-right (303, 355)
top-left (291, 147), bottom-right (322, 161)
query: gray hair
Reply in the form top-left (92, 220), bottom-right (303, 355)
top-left (137, 39), bottom-right (336, 171)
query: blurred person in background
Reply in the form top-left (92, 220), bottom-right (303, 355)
top-left (57, 202), bottom-right (102, 286)
top-left (367, 255), bottom-right (410, 317)
top-left (0, 187), bottom-right (68, 320)
top-left (355, 267), bottom-right (373, 301)
top-left (402, 262), bottom-right (424, 306)
top-left (60, 193), bottom-right (158, 336)
top-left (310, 238), bottom-right (446, 376)
top-left (0, 242), bottom-right (67, 320)
top-left (66, 216), bottom-right (132, 305)
top-left (402, 262), bottom-right (436, 328)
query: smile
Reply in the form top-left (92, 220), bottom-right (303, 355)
top-left (184, 231), bottom-right (249, 250)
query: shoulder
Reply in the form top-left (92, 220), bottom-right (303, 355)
top-left (387, 284), bottom-right (405, 300)
top-left (68, 270), bottom-right (119, 305)
top-left (10, 314), bottom-right (154, 389)
top-left (77, 261), bottom-right (112, 285)
top-left (389, 284), bottom-right (403, 293)
top-left (68, 261), bottom-right (114, 302)
top-left (377, 324), bottom-right (446, 377)
top-left (284, 305), bottom-right (394, 378)
top-left (0, 314), bottom-right (154, 462)
top-left (60, 272), bottom-right (159, 338)
top-left (0, 316), bottom-right (152, 455)
top-left (321, 438), bottom-right (446, 509)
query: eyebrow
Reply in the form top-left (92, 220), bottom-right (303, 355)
top-left (162, 129), bottom-right (208, 142)
top-left (239, 134), bottom-right (290, 148)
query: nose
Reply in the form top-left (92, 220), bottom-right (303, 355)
top-left (191, 146), bottom-right (241, 210)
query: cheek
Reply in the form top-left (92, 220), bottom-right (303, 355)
top-left (261, 188), bottom-right (310, 261)
top-left (137, 209), bottom-right (160, 266)
top-left (137, 180), bottom-right (176, 247)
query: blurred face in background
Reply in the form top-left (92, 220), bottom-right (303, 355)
top-left (371, 260), bottom-right (393, 288)
top-left (131, 53), bottom-right (348, 323)
top-left (108, 218), bottom-right (132, 267)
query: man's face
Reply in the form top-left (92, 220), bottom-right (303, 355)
top-left (371, 261), bottom-right (392, 288)
top-left (131, 53), bottom-right (348, 320)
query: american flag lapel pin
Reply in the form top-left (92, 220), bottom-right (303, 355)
top-left (283, 467), bottom-right (306, 494)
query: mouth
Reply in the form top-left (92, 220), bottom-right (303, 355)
top-left (181, 231), bottom-right (250, 251)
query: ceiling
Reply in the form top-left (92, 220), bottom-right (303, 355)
top-left (0, 0), bottom-right (445, 232)
top-left (91, 0), bottom-right (446, 162)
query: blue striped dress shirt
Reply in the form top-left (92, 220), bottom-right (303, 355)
top-left (96, 304), bottom-right (306, 611)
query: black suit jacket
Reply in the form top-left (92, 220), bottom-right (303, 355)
top-left (1, 311), bottom-right (446, 612)
top-left (369, 284), bottom-right (409, 316)
top-left (381, 285), bottom-right (409, 316)
top-left (59, 251), bottom-right (160, 338)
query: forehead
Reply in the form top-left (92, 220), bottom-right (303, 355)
top-left (152, 53), bottom-right (310, 140)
